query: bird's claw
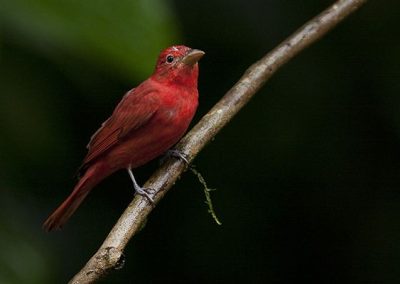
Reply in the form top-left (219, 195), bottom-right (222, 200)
top-left (135, 187), bottom-right (155, 203)
top-left (162, 149), bottom-right (189, 165)
top-left (127, 167), bottom-right (155, 204)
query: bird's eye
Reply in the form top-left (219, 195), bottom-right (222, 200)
top-left (166, 55), bottom-right (174, 63)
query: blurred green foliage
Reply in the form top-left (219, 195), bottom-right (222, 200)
top-left (1, 0), bottom-right (179, 79)
top-left (1, 0), bottom-right (400, 283)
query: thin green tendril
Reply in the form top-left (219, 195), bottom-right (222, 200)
top-left (189, 166), bottom-right (222, 225)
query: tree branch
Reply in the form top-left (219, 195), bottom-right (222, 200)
top-left (69, 0), bottom-right (367, 282)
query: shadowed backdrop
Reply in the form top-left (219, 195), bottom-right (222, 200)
top-left (1, 0), bottom-right (400, 283)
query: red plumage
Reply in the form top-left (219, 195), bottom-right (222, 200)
top-left (43, 45), bottom-right (204, 231)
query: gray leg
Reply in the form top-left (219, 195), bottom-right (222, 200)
top-left (127, 167), bottom-right (154, 203)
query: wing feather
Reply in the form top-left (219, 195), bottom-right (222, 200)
top-left (80, 87), bottom-right (159, 169)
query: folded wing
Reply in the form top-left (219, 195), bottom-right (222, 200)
top-left (80, 88), bottom-right (159, 171)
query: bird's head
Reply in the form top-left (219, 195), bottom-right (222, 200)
top-left (152, 45), bottom-right (205, 87)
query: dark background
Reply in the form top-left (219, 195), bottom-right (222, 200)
top-left (1, 0), bottom-right (400, 283)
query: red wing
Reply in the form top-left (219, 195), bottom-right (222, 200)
top-left (81, 88), bottom-right (159, 167)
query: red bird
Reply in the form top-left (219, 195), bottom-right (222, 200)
top-left (43, 45), bottom-right (204, 231)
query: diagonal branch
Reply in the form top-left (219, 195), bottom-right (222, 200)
top-left (69, 0), bottom-right (367, 282)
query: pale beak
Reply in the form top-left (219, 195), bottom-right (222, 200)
top-left (181, 49), bottom-right (205, 66)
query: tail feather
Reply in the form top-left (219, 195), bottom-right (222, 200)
top-left (43, 166), bottom-right (101, 231)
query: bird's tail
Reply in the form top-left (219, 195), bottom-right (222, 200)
top-left (43, 165), bottom-right (103, 231)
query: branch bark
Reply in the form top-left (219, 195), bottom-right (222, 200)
top-left (70, 0), bottom-right (367, 282)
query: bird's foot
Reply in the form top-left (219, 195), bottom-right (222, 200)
top-left (127, 167), bottom-right (155, 204)
top-left (161, 149), bottom-right (189, 165)
top-left (134, 186), bottom-right (155, 203)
